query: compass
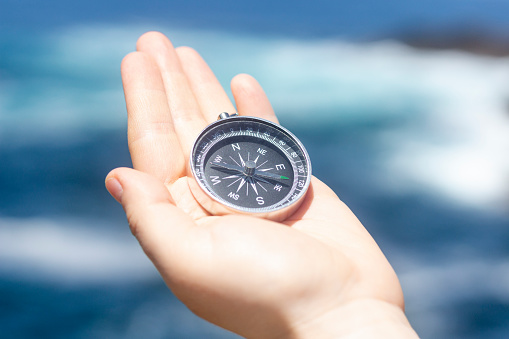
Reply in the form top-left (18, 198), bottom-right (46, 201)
top-left (189, 113), bottom-right (312, 221)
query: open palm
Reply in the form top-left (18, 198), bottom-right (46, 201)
top-left (106, 32), bottom-right (417, 338)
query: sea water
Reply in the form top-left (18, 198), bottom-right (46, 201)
top-left (1, 25), bottom-right (509, 339)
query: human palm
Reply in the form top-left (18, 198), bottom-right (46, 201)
top-left (106, 32), bottom-right (417, 338)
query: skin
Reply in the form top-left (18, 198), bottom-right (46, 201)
top-left (105, 31), bottom-right (419, 338)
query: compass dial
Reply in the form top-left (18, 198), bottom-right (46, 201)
top-left (189, 114), bottom-right (311, 220)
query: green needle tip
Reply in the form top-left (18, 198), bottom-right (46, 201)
top-left (281, 176), bottom-right (289, 180)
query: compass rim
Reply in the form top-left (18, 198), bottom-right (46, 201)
top-left (189, 115), bottom-right (312, 220)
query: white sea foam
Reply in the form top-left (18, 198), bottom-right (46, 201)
top-left (1, 24), bottom-right (508, 208)
top-left (372, 50), bottom-right (509, 212)
top-left (0, 217), bottom-right (157, 284)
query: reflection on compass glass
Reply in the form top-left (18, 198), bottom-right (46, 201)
top-left (190, 115), bottom-right (311, 214)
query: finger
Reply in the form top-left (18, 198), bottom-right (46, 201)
top-left (105, 167), bottom-right (204, 279)
top-left (136, 32), bottom-right (206, 157)
top-left (176, 46), bottom-right (236, 123)
top-left (231, 74), bottom-right (279, 124)
top-left (121, 51), bottom-right (185, 183)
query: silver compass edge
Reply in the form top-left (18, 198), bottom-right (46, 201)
top-left (188, 115), bottom-right (312, 221)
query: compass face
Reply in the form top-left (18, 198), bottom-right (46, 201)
top-left (190, 115), bottom-right (312, 217)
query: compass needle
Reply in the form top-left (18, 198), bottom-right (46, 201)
top-left (256, 176), bottom-right (271, 185)
top-left (211, 162), bottom-right (243, 173)
top-left (222, 175), bottom-right (240, 180)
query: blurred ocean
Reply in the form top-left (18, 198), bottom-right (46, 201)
top-left (2, 1), bottom-right (509, 338)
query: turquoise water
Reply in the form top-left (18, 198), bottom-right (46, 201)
top-left (2, 3), bottom-right (509, 338)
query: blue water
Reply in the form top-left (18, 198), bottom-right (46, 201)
top-left (2, 2), bottom-right (509, 338)
top-left (3, 0), bottom-right (509, 39)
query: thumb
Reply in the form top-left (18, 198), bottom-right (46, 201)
top-left (105, 167), bottom-right (197, 269)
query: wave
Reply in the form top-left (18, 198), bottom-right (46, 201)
top-left (1, 25), bottom-right (507, 130)
top-left (0, 217), bottom-right (157, 284)
top-left (1, 24), bottom-right (508, 209)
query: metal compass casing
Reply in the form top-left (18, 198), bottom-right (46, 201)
top-left (189, 113), bottom-right (312, 221)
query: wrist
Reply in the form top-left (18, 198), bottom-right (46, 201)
top-left (283, 299), bottom-right (419, 339)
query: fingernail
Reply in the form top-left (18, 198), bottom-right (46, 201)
top-left (106, 177), bottom-right (123, 203)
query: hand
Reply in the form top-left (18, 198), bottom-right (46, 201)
top-left (105, 32), bottom-right (418, 338)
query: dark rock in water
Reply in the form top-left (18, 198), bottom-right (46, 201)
top-left (399, 26), bottom-right (509, 56)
